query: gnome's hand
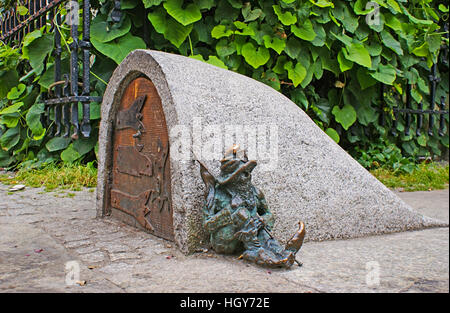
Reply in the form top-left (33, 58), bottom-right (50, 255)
top-left (259, 214), bottom-right (274, 231)
top-left (203, 208), bottom-right (233, 232)
top-left (231, 207), bottom-right (250, 226)
top-left (206, 192), bottom-right (215, 212)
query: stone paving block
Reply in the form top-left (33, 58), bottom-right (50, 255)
top-left (95, 242), bottom-right (129, 254)
top-left (79, 251), bottom-right (106, 264)
top-left (109, 252), bottom-right (142, 262)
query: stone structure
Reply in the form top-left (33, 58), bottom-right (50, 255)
top-left (96, 49), bottom-right (447, 254)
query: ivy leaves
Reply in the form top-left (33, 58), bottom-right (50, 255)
top-left (273, 5), bottom-right (297, 26)
top-left (0, 127), bottom-right (20, 151)
top-left (45, 135), bottom-right (97, 163)
top-left (291, 20), bottom-right (316, 42)
top-left (163, 0), bottom-right (202, 26)
top-left (92, 33), bottom-right (146, 64)
top-left (0, 0), bottom-right (447, 169)
top-left (380, 31), bottom-right (403, 56)
top-left (91, 14), bottom-right (132, 43)
top-left (146, 0), bottom-right (227, 51)
top-left (284, 61), bottom-right (307, 87)
top-left (136, 0), bottom-right (444, 158)
top-left (46, 137), bottom-right (71, 152)
top-left (263, 35), bottom-right (285, 54)
top-left (369, 63), bottom-right (397, 85)
top-left (25, 102), bottom-right (46, 140)
top-left (190, 54), bottom-right (227, 69)
top-left (0, 79), bottom-right (43, 166)
top-left (91, 14), bottom-right (145, 64)
top-left (22, 30), bottom-right (54, 75)
top-left (344, 43), bottom-right (372, 68)
top-left (143, 0), bottom-right (164, 8)
top-left (211, 21), bottom-right (255, 39)
top-left (332, 104), bottom-right (357, 131)
top-left (242, 43), bottom-right (270, 69)
top-left (242, 3), bottom-right (263, 22)
top-left (148, 8), bottom-right (192, 48)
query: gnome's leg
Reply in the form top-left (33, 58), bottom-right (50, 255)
top-left (241, 237), bottom-right (262, 263)
top-left (211, 225), bottom-right (240, 254)
top-left (242, 237), bottom-right (293, 268)
top-left (235, 219), bottom-right (270, 264)
top-left (238, 222), bottom-right (293, 267)
top-left (258, 230), bottom-right (295, 268)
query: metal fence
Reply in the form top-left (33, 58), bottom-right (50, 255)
top-left (379, 22), bottom-right (449, 138)
top-left (0, 0), bottom-right (110, 139)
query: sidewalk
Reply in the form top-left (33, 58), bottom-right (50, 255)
top-left (0, 183), bottom-right (448, 293)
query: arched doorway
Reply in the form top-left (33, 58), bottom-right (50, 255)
top-left (109, 77), bottom-right (174, 241)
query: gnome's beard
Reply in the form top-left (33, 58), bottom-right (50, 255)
top-left (226, 173), bottom-right (254, 199)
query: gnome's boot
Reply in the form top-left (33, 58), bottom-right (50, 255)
top-left (259, 231), bottom-right (295, 268)
top-left (240, 235), bottom-right (279, 266)
top-left (241, 233), bottom-right (296, 268)
top-left (285, 221), bottom-right (306, 254)
top-left (240, 239), bottom-right (263, 263)
top-left (242, 246), bottom-right (287, 267)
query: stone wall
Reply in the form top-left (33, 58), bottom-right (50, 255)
top-left (97, 50), bottom-right (447, 254)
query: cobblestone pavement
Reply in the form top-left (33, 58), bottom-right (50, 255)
top-left (0, 181), bottom-right (448, 293)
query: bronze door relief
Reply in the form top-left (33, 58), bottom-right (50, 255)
top-left (110, 77), bottom-right (174, 241)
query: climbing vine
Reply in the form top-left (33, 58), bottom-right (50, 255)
top-left (0, 0), bottom-right (449, 171)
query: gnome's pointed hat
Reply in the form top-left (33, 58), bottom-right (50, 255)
top-left (217, 145), bottom-right (257, 185)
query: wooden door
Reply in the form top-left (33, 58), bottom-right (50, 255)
top-left (110, 77), bottom-right (174, 241)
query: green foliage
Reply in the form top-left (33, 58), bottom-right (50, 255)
top-left (0, 161), bottom-right (98, 191)
top-left (22, 30), bottom-right (54, 75)
top-left (134, 0), bottom-right (448, 165)
top-left (0, 29), bottom-right (100, 168)
top-left (371, 162), bottom-right (449, 191)
top-left (91, 32), bottom-right (146, 64)
top-left (0, 0), bottom-right (449, 172)
top-left (0, 0), bottom-right (16, 10)
top-left (355, 137), bottom-right (417, 174)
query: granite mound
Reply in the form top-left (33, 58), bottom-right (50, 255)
top-left (97, 50), bottom-right (447, 254)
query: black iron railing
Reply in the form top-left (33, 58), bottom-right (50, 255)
top-left (380, 22), bottom-right (449, 138)
top-left (1, 0), bottom-right (65, 42)
top-left (0, 0), bottom-right (112, 139)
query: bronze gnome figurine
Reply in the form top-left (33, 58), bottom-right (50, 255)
top-left (198, 145), bottom-right (305, 268)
